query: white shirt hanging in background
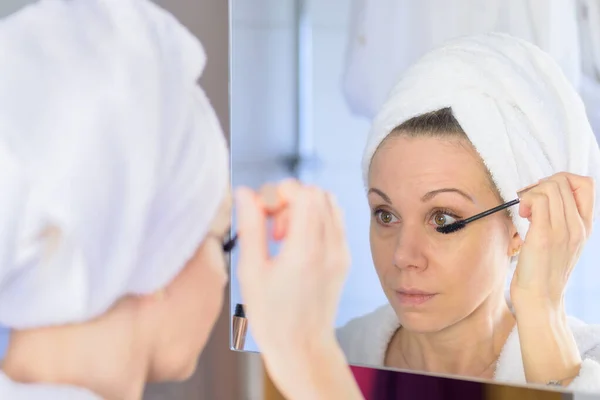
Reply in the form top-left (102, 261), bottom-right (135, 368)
top-left (578, 0), bottom-right (600, 137)
top-left (342, 0), bottom-right (600, 137)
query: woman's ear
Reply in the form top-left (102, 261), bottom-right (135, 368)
top-left (507, 229), bottom-right (523, 257)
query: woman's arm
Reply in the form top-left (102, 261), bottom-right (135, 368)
top-left (516, 308), bottom-right (600, 390)
top-left (261, 335), bottom-right (364, 400)
top-left (511, 173), bottom-right (596, 386)
top-left (235, 183), bottom-right (363, 399)
top-left (513, 299), bottom-right (582, 386)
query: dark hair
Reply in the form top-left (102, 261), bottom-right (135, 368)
top-left (391, 107), bottom-right (465, 138)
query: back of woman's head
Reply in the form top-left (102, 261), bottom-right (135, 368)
top-left (0, 0), bottom-right (229, 330)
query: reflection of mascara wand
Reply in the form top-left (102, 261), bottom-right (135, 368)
top-left (436, 199), bottom-right (521, 234)
top-left (232, 303), bottom-right (247, 351)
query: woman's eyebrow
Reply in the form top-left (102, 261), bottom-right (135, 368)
top-left (368, 187), bottom-right (474, 204)
top-left (368, 188), bottom-right (392, 204)
top-left (421, 188), bottom-right (474, 203)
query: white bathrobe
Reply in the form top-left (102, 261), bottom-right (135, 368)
top-left (337, 304), bottom-right (600, 392)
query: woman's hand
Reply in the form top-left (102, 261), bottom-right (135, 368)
top-left (235, 180), bottom-right (362, 399)
top-left (510, 172), bottom-right (595, 385)
top-left (236, 179), bottom-right (350, 354)
top-left (511, 172), bottom-right (595, 308)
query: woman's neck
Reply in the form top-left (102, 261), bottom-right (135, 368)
top-left (387, 294), bottom-right (516, 378)
top-left (0, 301), bottom-right (150, 400)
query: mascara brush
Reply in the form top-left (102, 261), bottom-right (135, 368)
top-left (436, 198), bottom-right (520, 234)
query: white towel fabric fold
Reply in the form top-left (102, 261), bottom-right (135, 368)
top-left (0, 0), bottom-right (229, 330)
top-left (362, 32), bottom-right (600, 243)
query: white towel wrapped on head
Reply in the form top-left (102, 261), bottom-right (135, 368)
top-left (0, 0), bottom-right (229, 330)
top-left (362, 32), bottom-right (600, 242)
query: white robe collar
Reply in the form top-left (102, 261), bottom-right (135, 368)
top-left (337, 304), bottom-right (600, 392)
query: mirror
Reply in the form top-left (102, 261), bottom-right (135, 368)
top-left (229, 0), bottom-right (600, 396)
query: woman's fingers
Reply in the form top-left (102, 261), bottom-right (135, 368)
top-left (258, 179), bottom-right (300, 241)
top-left (235, 187), bottom-right (270, 282)
top-left (559, 173), bottom-right (595, 238)
top-left (279, 185), bottom-right (327, 262)
top-left (271, 211), bottom-right (289, 241)
top-left (317, 190), bottom-right (339, 270)
top-left (259, 180), bottom-right (302, 214)
top-left (257, 180), bottom-right (347, 274)
top-left (519, 190), bottom-right (552, 239)
top-left (538, 179), bottom-right (566, 232)
top-left (325, 193), bottom-right (351, 273)
top-left (256, 181), bottom-right (327, 264)
top-left (326, 193), bottom-right (346, 251)
top-left (258, 183), bottom-right (287, 241)
top-left (517, 172), bottom-right (594, 255)
top-left (552, 174), bottom-right (586, 251)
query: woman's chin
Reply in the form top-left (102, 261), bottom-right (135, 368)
top-left (149, 349), bottom-right (201, 383)
top-left (160, 359), bottom-right (198, 382)
top-left (174, 359), bottom-right (198, 381)
top-left (395, 310), bottom-right (449, 334)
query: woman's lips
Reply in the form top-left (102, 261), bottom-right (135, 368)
top-left (395, 290), bottom-right (437, 306)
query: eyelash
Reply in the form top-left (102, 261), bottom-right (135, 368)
top-left (372, 207), bottom-right (463, 228)
top-left (434, 208), bottom-right (462, 222)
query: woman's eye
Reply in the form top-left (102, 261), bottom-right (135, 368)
top-left (374, 210), bottom-right (398, 225)
top-left (431, 212), bottom-right (458, 227)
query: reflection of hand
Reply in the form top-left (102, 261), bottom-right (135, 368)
top-left (235, 180), bottom-right (361, 399)
top-left (511, 172), bottom-right (594, 308)
top-left (510, 172), bottom-right (595, 385)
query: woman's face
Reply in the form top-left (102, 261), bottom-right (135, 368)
top-left (149, 187), bottom-right (232, 381)
top-left (368, 135), bottom-right (518, 333)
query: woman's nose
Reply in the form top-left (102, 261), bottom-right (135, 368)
top-left (392, 227), bottom-right (428, 271)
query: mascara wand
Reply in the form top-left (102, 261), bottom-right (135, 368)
top-left (436, 198), bottom-right (520, 234)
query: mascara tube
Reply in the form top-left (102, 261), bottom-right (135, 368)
top-left (232, 303), bottom-right (248, 351)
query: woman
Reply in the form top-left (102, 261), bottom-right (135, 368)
top-left (337, 33), bottom-right (600, 390)
top-left (0, 1), bottom-right (362, 399)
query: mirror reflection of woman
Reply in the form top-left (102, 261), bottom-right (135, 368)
top-left (337, 33), bottom-right (600, 390)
